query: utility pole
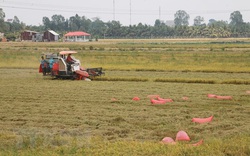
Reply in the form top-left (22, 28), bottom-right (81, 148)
top-left (130, 0), bottom-right (131, 25)
top-left (113, 0), bottom-right (115, 21)
top-left (159, 6), bottom-right (161, 20)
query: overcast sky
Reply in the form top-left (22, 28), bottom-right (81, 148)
top-left (1, 0), bottom-right (250, 26)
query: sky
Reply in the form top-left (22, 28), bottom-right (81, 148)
top-left (1, 0), bottom-right (250, 26)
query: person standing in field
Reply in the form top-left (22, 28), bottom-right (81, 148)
top-left (49, 56), bottom-right (54, 76)
top-left (40, 56), bottom-right (48, 76)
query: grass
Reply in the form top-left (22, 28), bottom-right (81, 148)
top-left (1, 136), bottom-right (248, 155)
top-left (155, 78), bottom-right (216, 84)
top-left (1, 39), bottom-right (250, 72)
top-left (94, 77), bottom-right (149, 82)
top-left (0, 39), bottom-right (250, 155)
top-left (0, 68), bottom-right (250, 155)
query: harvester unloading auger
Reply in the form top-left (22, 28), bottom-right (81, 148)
top-left (39, 51), bottom-right (104, 80)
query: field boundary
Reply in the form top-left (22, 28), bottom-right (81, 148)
top-left (94, 68), bottom-right (250, 74)
top-left (94, 77), bottom-right (250, 85)
top-left (3, 67), bottom-right (250, 74)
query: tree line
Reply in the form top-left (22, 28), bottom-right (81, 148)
top-left (1, 8), bottom-right (250, 41)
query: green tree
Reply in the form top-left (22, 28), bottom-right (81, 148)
top-left (189, 24), bottom-right (206, 37)
top-left (229, 11), bottom-right (245, 37)
top-left (154, 19), bottom-right (161, 27)
top-left (136, 23), bottom-right (151, 38)
top-left (208, 19), bottom-right (216, 26)
top-left (152, 20), bottom-right (168, 37)
top-left (193, 16), bottom-right (204, 26)
top-left (51, 14), bottom-right (65, 31)
top-left (13, 16), bottom-right (20, 23)
top-left (207, 20), bottom-right (231, 38)
top-left (12, 16), bottom-right (23, 32)
top-left (89, 18), bottom-right (106, 38)
top-left (230, 11), bottom-right (243, 26)
top-left (0, 8), bottom-right (6, 32)
top-left (42, 17), bottom-right (51, 30)
top-left (79, 16), bottom-right (91, 32)
top-left (63, 19), bottom-right (69, 31)
top-left (25, 25), bottom-right (44, 32)
top-left (126, 25), bottom-right (137, 38)
top-left (0, 8), bottom-right (5, 20)
top-left (140, 24), bottom-right (152, 38)
top-left (68, 14), bottom-right (82, 31)
top-left (106, 20), bottom-right (122, 38)
top-left (120, 26), bottom-right (129, 38)
top-left (174, 10), bottom-right (190, 26)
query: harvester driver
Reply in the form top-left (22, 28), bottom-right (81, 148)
top-left (66, 54), bottom-right (75, 64)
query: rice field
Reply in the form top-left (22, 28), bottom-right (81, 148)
top-left (0, 39), bottom-right (250, 155)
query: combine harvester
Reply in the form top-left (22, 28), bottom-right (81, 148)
top-left (39, 51), bottom-right (104, 81)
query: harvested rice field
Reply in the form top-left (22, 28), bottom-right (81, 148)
top-left (0, 39), bottom-right (250, 155)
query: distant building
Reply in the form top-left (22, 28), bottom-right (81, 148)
top-left (21, 30), bottom-right (59, 42)
top-left (21, 30), bottom-right (39, 41)
top-left (43, 30), bottom-right (59, 42)
top-left (6, 19), bottom-right (13, 22)
top-left (35, 33), bottom-right (43, 42)
top-left (64, 31), bottom-right (91, 42)
top-left (165, 20), bottom-right (175, 27)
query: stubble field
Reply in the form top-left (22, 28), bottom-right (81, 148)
top-left (0, 39), bottom-right (250, 155)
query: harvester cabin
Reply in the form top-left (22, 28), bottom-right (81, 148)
top-left (58, 51), bottom-right (78, 75)
top-left (21, 30), bottom-right (38, 41)
top-left (43, 30), bottom-right (59, 42)
top-left (64, 31), bottom-right (91, 42)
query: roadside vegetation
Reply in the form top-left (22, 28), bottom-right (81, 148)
top-left (0, 39), bottom-right (249, 155)
top-left (1, 8), bottom-right (250, 41)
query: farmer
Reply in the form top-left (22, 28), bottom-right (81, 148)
top-left (49, 56), bottom-right (54, 76)
top-left (40, 56), bottom-right (48, 76)
top-left (66, 54), bottom-right (75, 64)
